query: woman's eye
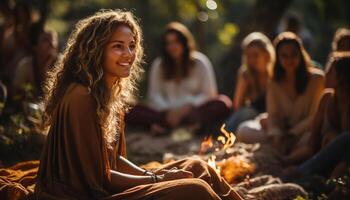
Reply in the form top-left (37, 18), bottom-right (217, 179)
top-left (112, 44), bottom-right (123, 49)
top-left (129, 44), bottom-right (136, 51)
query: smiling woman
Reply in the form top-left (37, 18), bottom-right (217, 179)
top-left (103, 25), bottom-right (137, 85)
top-left (34, 10), bottom-right (242, 200)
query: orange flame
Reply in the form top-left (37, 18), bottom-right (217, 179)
top-left (199, 124), bottom-right (236, 155)
top-left (199, 124), bottom-right (255, 183)
top-left (199, 135), bottom-right (213, 155)
top-left (208, 154), bottom-right (221, 174)
top-left (217, 156), bottom-right (256, 184)
top-left (200, 124), bottom-right (238, 175)
top-left (219, 124), bottom-right (236, 151)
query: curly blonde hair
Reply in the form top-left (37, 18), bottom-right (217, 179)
top-left (43, 10), bottom-right (143, 148)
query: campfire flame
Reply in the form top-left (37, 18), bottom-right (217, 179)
top-left (199, 124), bottom-right (236, 155)
top-left (219, 124), bottom-right (236, 151)
top-left (199, 136), bottom-right (213, 155)
top-left (199, 124), bottom-right (237, 174)
top-left (199, 124), bottom-right (255, 183)
top-left (207, 155), bottom-right (221, 174)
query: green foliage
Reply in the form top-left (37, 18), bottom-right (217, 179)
top-left (295, 170), bottom-right (350, 199)
top-left (218, 23), bottom-right (239, 45)
top-left (0, 85), bottom-right (45, 167)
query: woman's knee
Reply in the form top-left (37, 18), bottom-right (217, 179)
top-left (179, 178), bottom-right (219, 199)
top-left (236, 121), bottom-right (265, 143)
top-left (217, 94), bottom-right (232, 109)
top-left (236, 122), bottom-right (254, 142)
top-left (184, 158), bottom-right (208, 169)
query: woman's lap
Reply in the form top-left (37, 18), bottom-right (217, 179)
top-left (107, 158), bottom-right (233, 200)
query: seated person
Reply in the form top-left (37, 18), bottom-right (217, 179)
top-left (286, 53), bottom-right (350, 178)
top-left (237, 32), bottom-right (324, 157)
top-left (126, 22), bottom-right (231, 134)
top-left (225, 32), bottom-right (275, 132)
top-left (325, 27), bottom-right (350, 88)
top-left (11, 23), bottom-right (58, 98)
top-left (35, 10), bottom-right (242, 200)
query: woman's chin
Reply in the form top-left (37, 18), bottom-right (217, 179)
top-left (119, 72), bottom-right (130, 78)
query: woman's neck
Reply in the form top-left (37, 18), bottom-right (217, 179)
top-left (104, 75), bottom-right (118, 89)
top-left (174, 57), bottom-right (182, 67)
top-left (285, 70), bottom-right (296, 83)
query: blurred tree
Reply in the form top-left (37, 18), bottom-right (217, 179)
top-left (28, 0), bottom-right (350, 97)
top-left (218, 0), bottom-right (294, 95)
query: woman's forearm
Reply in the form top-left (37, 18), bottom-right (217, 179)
top-left (116, 155), bottom-right (148, 175)
top-left (110, 170), bottom-right (154, 192)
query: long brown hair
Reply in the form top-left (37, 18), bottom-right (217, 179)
top-left (273, 32), bottom-right (312, 94)
top-left (329, 52), bottom-right (350, 131)
top-left (160, 22), bottom-right (196, 80)
top-left (43, 10), bottom-right (143, 148)
top-left (332, 52), bottom-right (350, 98)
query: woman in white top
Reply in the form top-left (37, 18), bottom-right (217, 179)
top-left (126, 22), bottom-right (231, 134)
top-left (12, 23), bottom-right (58, 97)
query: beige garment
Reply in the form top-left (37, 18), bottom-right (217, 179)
top-left (267, 68), bottom-right (325, 137)
top-left (35, 83), bottom-right (242, 200)
top-left (12, 56), bottom-right (35, 91)
top-left (237, 68), bottom-right (324, 145)
top-left (108, 158), bottom-right (242, 200)
top-left (35, 83), bottom-right (115, 199)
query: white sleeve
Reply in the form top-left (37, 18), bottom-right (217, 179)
top-left (191, 52), bottom-right (218, 106)
top-left (13, 57), bottom-right (34, 90)
top-left (147, 58), bottom-right (170, 110)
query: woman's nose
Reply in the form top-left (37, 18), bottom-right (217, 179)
top-left (123, 47), bottom-right (133, 57)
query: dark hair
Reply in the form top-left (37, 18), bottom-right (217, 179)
top-left (333, 52), bottom-right (350, 93)
top-left (160, 22), bottom-right (196, 80)
top-left (285, 14), bottom-right (301, 33)
top-left (14, 2), bottom-right (31, 25)
top-left (273, 32), bottom-right (311, 94)
top-left (30, 23), bottom-right (45, 46)
top-left (332, 28), bottom-right (350, 51)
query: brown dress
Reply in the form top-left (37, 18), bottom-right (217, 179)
top-left (35, 83), bottom-right (242, 200)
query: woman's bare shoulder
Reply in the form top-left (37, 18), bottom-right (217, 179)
top-left (319, 89), bottom-right (335, 107)
top-left (309, 67), bottom-right (325, 79)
